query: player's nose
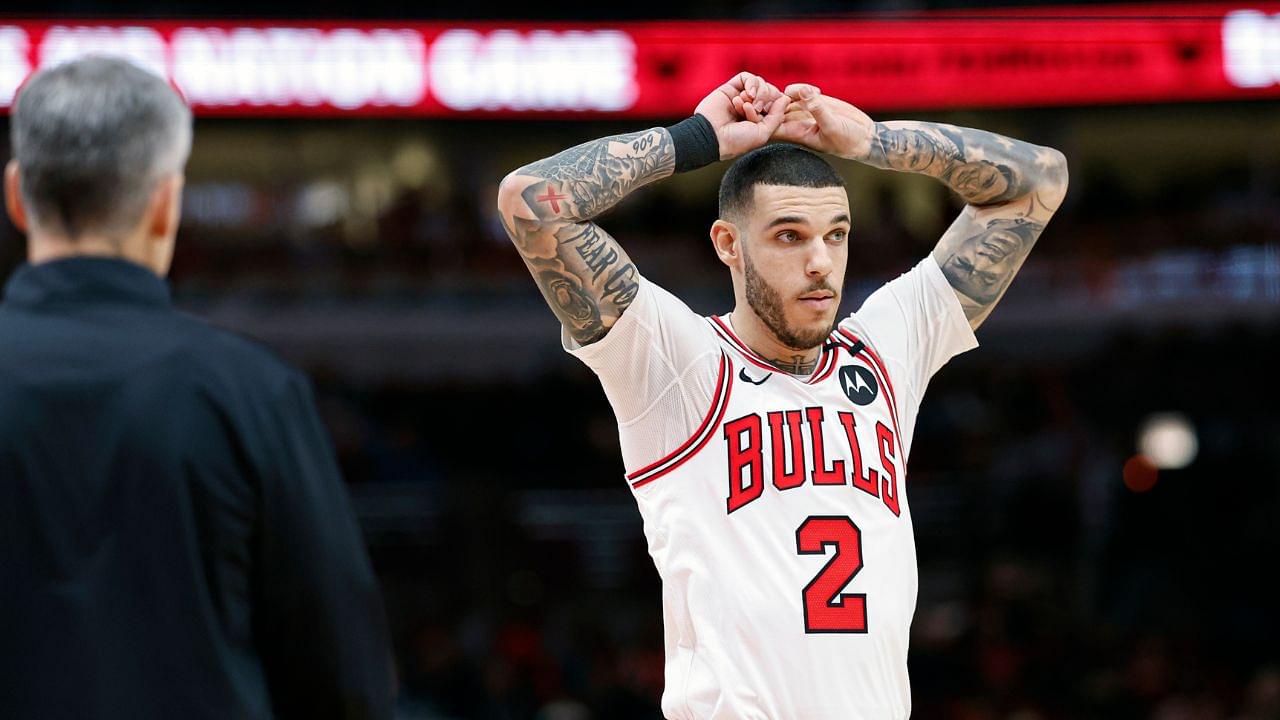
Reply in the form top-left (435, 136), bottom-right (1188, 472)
top-left (804, 236), bottom-right (834, 277)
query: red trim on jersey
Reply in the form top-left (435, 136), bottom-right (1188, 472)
top-left (836, 327), bottom-right (904, 454)
top-left (708, 316), bottom-right (776, 372)
top-left (707, 315), bottom-right (835, 385)
top-left (811, 348), bottom-right (840, 384)
top-left (836, 328), bottom-right (899, 412)
top-left (627, 352), bottom-right (734, 489)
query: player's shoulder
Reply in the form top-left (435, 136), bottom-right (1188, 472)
top-left (627, 275), bottom-right (724, 348)
top-left (835, 308), bottom-right (885, 357)
top-left (835, 292), bottom-right (909, 396)
top-left (839, 260), bottom-right (941, 347)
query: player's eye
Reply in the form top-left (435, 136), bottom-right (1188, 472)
top-left (777, 230), bottom-right (799, 243)
top-left (827, 230), bottom-right (848, 244)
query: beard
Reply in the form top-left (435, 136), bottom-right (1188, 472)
top-left (743, 250), bottom-right (837, 351)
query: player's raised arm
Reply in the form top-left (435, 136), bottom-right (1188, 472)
top-left (774, 84), bottom-right (1069, 329)
top-left (497, 72), bottom-right (788, 345)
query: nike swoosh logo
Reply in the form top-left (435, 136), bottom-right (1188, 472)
top-left (738, 368), bottom-right (770, 385)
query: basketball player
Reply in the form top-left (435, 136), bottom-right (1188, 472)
top-left (496, 73), bottom-right (1067, 718)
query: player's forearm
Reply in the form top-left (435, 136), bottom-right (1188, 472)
top-left (859, 121), bottom-right (1067, 207)
top-left (496, 129), bottom-right (674, 345)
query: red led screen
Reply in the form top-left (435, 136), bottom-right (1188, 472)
top-left (2, 4), bottom-right (1279, 116)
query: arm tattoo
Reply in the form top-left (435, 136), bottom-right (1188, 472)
top-left (498, 128), bottom-right (675, 344)
top-left (857, 120), bottom-right (1069, 329)
top-left (863, 121), bottom-right (1067, 207)
top-left (518, 129), bottom-right (673, 219)
top-left (930, 197), bottom-right (1054, 329)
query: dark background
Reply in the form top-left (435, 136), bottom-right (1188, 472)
top-left (3, 2), bottom-right (1279, 719)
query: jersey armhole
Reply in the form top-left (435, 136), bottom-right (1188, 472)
top-left (625, 351), bottom-right (734, 489)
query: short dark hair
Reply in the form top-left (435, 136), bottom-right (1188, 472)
top-left (11, 56), bottom-right (192, 238)
top-left (718, 144), bottom-right (845, 221)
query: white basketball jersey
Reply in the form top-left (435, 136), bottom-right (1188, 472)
top-left (564, 258), bottom-right (978, 719)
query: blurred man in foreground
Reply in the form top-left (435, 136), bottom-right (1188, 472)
top-left (0, 57), bottom-right (394, 720)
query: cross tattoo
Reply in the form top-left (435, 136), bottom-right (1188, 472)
top-left (536, 185), bottom-right (569, 214)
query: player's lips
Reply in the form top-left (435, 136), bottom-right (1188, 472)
top-left (797, 292), bottom-right (836, 310)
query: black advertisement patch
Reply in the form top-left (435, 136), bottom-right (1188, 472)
top-left (839, 365), bottom-right (879, 406)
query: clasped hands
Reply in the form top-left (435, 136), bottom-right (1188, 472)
top-left (694, 71), bottom-right (876, 162)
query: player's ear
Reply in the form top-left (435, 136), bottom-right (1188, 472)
top-left (710, 219), bottom-right (742, 268)
top-left (5, 160), bottom-right (30, 234)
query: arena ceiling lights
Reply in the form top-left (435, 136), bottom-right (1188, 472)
top-left (2, 3), bottom-right (1280, 117)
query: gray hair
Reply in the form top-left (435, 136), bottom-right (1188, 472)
top-left (10, 56), bottom-right (192, 239)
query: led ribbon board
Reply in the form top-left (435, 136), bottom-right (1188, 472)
top-left (2, 4), bottom-right (1280, 116)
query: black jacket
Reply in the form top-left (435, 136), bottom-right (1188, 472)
top-left (0, 257), bottom-right (394, 720)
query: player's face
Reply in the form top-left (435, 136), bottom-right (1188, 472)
top-left (742, 184), bottom-right (850, 350)
top-left (939, 226), bottom-right (1024, 304)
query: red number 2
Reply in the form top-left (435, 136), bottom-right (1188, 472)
top-left (796, 516), bottom-right (868, 633)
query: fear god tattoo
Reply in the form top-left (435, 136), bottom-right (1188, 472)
top-left (498, 129), bottom-right (675, 344)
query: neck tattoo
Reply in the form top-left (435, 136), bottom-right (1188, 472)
top-left (768, 353), bottom-right (819, 375)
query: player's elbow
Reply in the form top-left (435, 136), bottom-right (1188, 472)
top-left (1034, 147), bottom-right (1069, 209)
top-left (497, 171), bottom-right (530, 217)
top-left (495, 172), bottom-right (530, 243)
top-left (1039, 148), bottom-right (1069, 191)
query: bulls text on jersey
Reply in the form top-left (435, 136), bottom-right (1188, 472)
top-left (723, 406), bottom-right (901, 517)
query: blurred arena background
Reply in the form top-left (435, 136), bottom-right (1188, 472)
top-left (2, 1), bottom-right (1279, 718)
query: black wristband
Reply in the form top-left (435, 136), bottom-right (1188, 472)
top-left (666, 114), bottom-right (719, 173)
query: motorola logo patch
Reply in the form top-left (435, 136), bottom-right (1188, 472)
top-left (839, 365), bottom-right (878, 405)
